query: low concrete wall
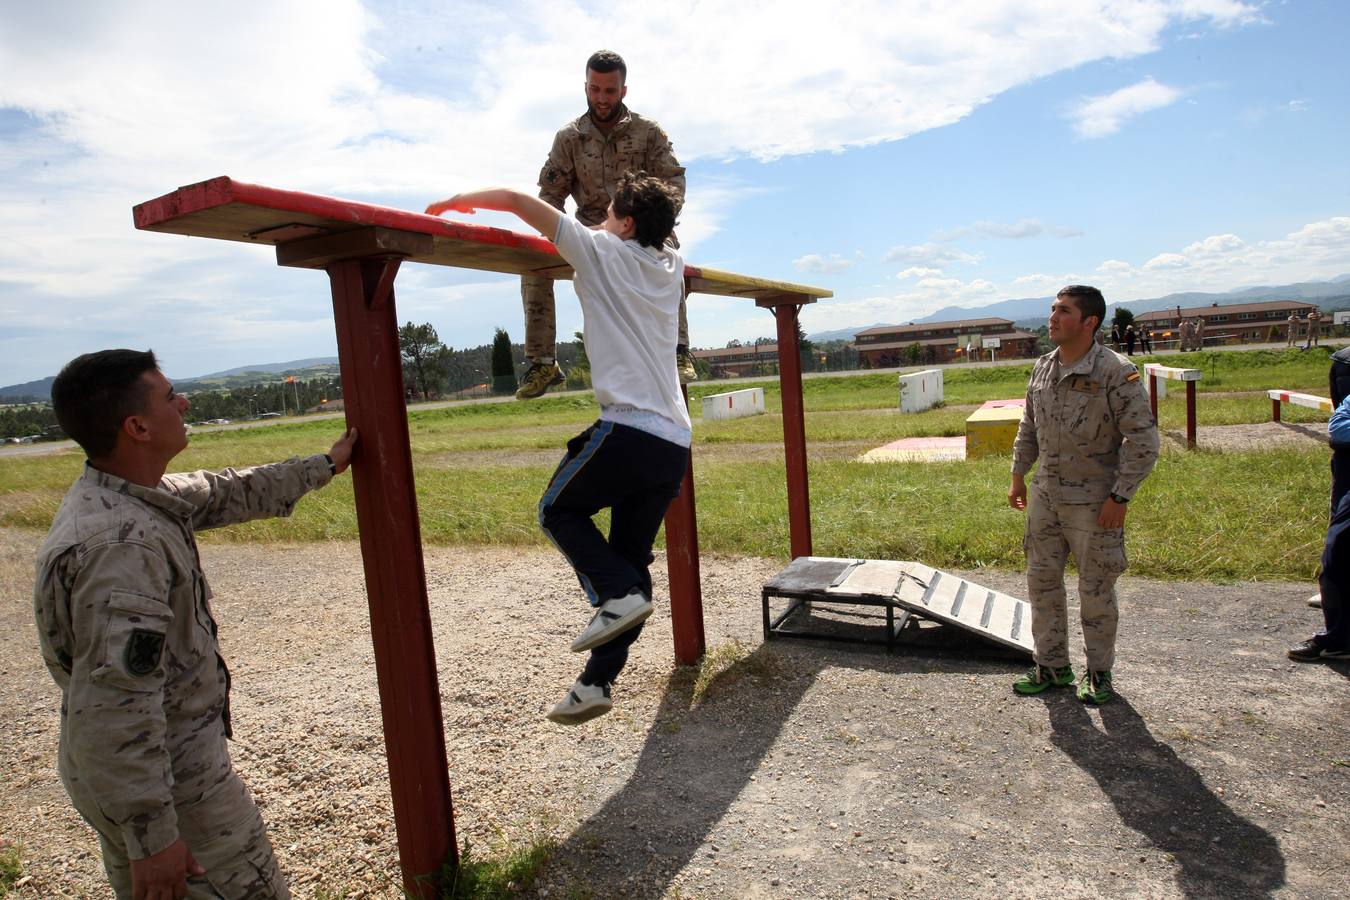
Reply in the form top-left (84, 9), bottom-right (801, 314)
top-left (702, 387), bottom-right (766, 420)
top-left (899, 369), bottom-right (944, 413)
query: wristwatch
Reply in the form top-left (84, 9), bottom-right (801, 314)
top-left (324, 453), bottom-right (337, 476)
top-left (1109, 492), bottom-right (1129, 504)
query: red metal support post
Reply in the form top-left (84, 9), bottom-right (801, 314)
top-left (1148, 373), bottom-right (1158, 421)
top-left (663, 383), bottom-right (705, 665)
top-left (774, 304), bottom-right (813, 558)
top-left (1186, 380), bottom-right (1198, 449)
top-left (328, 257), bottom-right (455, 897)
top-left (1272, 397), bottom-right (1282, 423)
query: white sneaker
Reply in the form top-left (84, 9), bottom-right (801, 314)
top-left (570, 589), bottom-right (653, 653)
top-left (1307, 593), bottom-right (1322, 608)
top-left (546, 679), bottom-right (613, 725)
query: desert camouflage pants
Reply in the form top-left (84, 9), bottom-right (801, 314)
top-left (1023, 490), bottom-right (1128, 671)
top-left (64, 763), bottom-right (289, 899)
top-left (521, 274), bottom-right (689, 361)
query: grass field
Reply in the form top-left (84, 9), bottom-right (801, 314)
top-left (2, 345), bottom-right (1341, 582)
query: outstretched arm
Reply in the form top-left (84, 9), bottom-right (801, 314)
top-left (426, 189), bottom-right (562, 241)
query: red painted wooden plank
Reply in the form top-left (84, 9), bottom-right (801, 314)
top-left (132, 176), bottom-right (747, 280)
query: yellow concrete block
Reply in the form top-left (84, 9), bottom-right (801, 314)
top-left (965, 404), bottom-right (1024, 459)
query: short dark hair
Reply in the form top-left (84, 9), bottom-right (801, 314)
top-left (1057, 285), bottom-right (1106, 330)
top-left (587, 50), bottom-right (626, 82)
top-left (612, 171), bottom-right (679, 249)
top-left (52, 349), bottom-right (159, 459)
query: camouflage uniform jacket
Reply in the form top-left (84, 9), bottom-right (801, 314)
top-left (1012, 343), bottom-right (1159, 505)
top-left (34, 456), bottom-right (334, 858)
top-left (537, 105), bottom-right (686, 227)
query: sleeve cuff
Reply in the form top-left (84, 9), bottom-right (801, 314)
top-left (122, 804), bottom-right (180, 860)
top-left (303, 453), bottom-right (335, 488)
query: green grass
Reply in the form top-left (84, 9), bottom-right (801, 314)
top-left (0, 841), bottom-right (21, 898)
top-left (2, 345), bottom-right (1338, 581)
top-left (441, 832), bottom-right (557, 899)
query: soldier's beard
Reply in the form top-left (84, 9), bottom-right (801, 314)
top-left (588, 101), bottom-right (622, 124)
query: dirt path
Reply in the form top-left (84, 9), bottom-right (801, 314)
top-left (1, 528), bottom-right (1345, 898)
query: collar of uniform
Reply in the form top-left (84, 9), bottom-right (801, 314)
top-left (578, 104), bottom-right (632, 140)
top-left (81, 463), bottom-right (195, 519)
top-left (1053, 341), bottom-right (1103, 379)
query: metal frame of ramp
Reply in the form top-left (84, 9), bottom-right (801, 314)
top-left (762, 557), bottom-right (1034, 656)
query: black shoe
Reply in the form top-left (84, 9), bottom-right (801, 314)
top-left (1288, 638), bottom-right (1350, 662)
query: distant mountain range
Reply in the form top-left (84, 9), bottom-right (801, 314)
top-left (806, 275), bottom-right (1350, 341)
top-left (0, 358), bottom-right (342, 403)
top-left (7, 276), bottom-right (1350, 401)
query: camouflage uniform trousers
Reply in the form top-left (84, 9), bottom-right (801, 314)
top-left (521, 273), bottom-right (689, 362)
top-left (1024, 489), bottom-right (1128, 672)
top-left (63, 750), bottom-right (287, 895)
top-left (62, 739), bottom-right (288, 899)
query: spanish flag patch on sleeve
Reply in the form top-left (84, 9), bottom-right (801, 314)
top-left (1126, 371), bottom-right (1140, 382)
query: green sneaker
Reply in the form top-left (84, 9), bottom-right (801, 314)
top-left (516, 361), bottom-right (565, 400)
top-left (1013, 664), bottom-right (1075, 695)
top-left (676, 345), bottom-right (698, 384)
top-left (1076, 669), bottom-right (1114, 705)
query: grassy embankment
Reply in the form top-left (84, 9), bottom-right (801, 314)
top-left (1, 346), bottom-right (1340, 582)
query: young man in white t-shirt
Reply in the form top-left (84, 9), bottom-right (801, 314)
top-left (427, 173), bottom-right (691, 724)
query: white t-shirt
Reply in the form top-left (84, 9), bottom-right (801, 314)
top-left (553, 215), bottom-right (692, 442)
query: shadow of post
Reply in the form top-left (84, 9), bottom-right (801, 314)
top-left (1045, 693), bottom-right (1286, 898)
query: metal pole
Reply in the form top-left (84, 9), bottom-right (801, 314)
top-left (662, 382), bottom-right (705, 665)
top-left (328, 257), bottom-right (455, 896)
top-left (1148, 373), bottom-right (1158, 421)
top-left (1272, 397), bottom-right (1281, 423)
top-left (774, 304), bottom-right (812, 558)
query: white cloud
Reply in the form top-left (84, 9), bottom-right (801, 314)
top-left (798, 215), bottom-right (1350, 339)
top-left (0, 0), bottom-right (1268, 381)
top-left (934, 218), bottom-right (1085, 241)
top-left (793, 253), bottom-right (857, 274)
top-left (1068, 77), bottom-right (1183, 138)
top-left (898, 266), bottom-right (943, 279)
top-left (884, 243), bottom-right (981, 267)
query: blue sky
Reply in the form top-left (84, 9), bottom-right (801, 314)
top-left (1, 0), bottom-right (1347, 385)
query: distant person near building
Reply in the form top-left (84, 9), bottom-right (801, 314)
top-left (1140, 329), bottom-right (1153, 354)
top-left (1125, 324), bottom-right (1137, 356)
top-left (1304, 308), bottom-right (1322, 349)
top-left (1287, 312), bottom-right (1300, 347)
top-left (1110, 323), bottom-right (1122, 349)
top-left (1009, 285), bottom-right (1160, 705)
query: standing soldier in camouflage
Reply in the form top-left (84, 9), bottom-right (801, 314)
top-left (1304, 307), bottom-right (1321, 349)
top-left (33, 349), bottom-right (357, 898)
top-left (516, 49), bottom-right (693, 399)
top-left (1008, 286), bottom-right (1159, 705)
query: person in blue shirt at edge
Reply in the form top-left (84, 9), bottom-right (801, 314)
top-left (1288, 388), bottom-right (1350, 663)
top-left (426, 171), bottom-right (689, 724)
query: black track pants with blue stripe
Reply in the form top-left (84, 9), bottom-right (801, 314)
top-left (539, 419), bottom-right (688, 684)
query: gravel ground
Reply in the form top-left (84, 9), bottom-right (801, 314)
top-left (1, 525), bottom-right (1346, 899)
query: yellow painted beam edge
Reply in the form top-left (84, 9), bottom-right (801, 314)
top-left (692, 265), bottom-right (833, 298)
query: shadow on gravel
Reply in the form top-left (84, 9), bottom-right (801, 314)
top-left (549, 636), bottom-right (1019, 897)
top-left (1045, 693), bottom-right (1286, 899)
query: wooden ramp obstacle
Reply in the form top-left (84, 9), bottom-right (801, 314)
top-left (763, 557), bottom-right (1033, 656)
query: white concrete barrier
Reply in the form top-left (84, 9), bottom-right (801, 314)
top-left (898, 369), bottom-right (944, 413)
top-left (701, 387), bottom-right (766, 420)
